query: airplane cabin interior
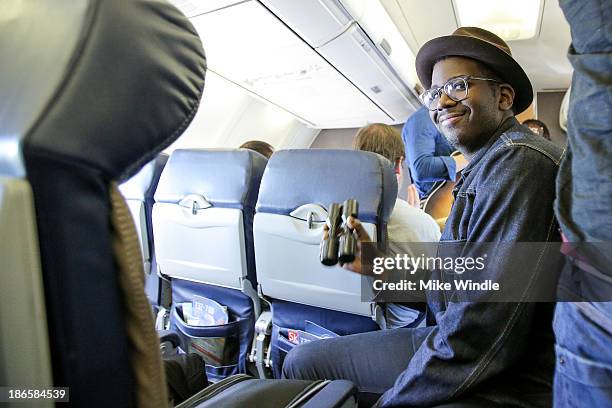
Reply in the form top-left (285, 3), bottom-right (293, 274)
top-left (1, 1), bottom-right (608, 408)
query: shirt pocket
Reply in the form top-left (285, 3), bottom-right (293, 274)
top-left (445, 189), bottom-right (476, 241)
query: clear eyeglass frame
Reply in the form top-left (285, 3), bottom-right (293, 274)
top-left (421, 76), bottom-right (502, 111)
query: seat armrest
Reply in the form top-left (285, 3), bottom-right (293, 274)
top-left (159, 330), bottom-right (181, 348)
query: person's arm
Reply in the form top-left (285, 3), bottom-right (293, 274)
top-left (403, 118), bottom-right (456, 184)
top-left (406, 184), bottom-right (420, 207)
top-left (377, 146), bottom-right (560, 407)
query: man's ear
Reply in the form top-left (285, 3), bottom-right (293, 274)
top-left (394, 158), bottom-right (403, 175)
top-left (498, 83), bottom-right (515, 112)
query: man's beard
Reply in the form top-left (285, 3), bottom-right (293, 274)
top-left (441, 128), bottom-right (460, 148)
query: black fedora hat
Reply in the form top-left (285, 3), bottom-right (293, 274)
top-left (416, 27), bottom-right (533, 115)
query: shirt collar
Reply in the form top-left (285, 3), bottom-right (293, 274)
top-left (460, 116), bottom-right (519, 179)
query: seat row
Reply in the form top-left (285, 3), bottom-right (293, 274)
top-left (120, 147), bottom-right (400, 380)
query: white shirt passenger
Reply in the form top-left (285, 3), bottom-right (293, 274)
top-left (385, 198), bottom-right (440, 329)
top-left (387, 198), bottom-right (441, 247)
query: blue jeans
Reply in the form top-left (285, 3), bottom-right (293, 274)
top-left (555, 1), bottom-right (612, 406)
top-left (282, 326), bottom-right (434, 407)
top-left (553, 297), bottom-right (612, 407)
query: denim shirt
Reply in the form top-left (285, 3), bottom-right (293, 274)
top-left (380, 117), bottom-right (565, 407)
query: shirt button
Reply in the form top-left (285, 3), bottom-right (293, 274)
top-left (559, 357), bottom-right (565, 365)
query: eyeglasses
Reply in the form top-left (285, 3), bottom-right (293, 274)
top-left (421, 76), bottom-right (502, 111)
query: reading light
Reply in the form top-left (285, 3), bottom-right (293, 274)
top-left (452, 0), bottom-right (544, 41)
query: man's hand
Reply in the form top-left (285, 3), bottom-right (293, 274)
top-left (329, 216), bottom-right (372, 275)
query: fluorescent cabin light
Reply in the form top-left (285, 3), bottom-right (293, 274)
top-left (453, 0), bottom-right (544, 41)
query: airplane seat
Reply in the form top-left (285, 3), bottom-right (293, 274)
top-left (0, 166), bottom-right (54, 406)
top-left (152, 148), bottom-right (267, 382)
top-left (120, 153), bottom-right (169, 308)
top-left (0, 0), bottom-right (206, 406)
top-left (253, 149), bottom-right (397, 378)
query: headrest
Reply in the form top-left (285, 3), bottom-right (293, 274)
top-left (119, 154), bottom-right (168, 201)
top-left (0, 0), bottom-right (206, 179)
top-left (256, 149), bottom-right (397, 224)
top-left (155, 149), bottom-right (268, 209)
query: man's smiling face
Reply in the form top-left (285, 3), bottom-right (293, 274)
top-left (429, 57), bottom-right (507, 154)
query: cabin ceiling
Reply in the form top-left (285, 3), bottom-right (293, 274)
top-left (382, 0), bottom-right (572, 91)
top-left (189, 1), bottom-right (400, 128)
top-left (170, 0), bottom-right (573, 130)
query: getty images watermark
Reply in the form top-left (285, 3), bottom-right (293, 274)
top-left (358, 242), bottom-right (597, 303)
top-left (371, 252), bottom-right (499, 292)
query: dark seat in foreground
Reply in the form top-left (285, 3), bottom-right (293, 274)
top-left (0, 0), bottom-right (206, 406)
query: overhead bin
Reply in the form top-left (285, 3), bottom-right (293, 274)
top-left (316, 23), bottom-right (415, 122)
top-left (262, 0), bottom-right (418, 122)
top-left (186, 0), bottom-right (418, 128)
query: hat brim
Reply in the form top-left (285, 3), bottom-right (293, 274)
top-left (416, 35), bottom-right (533, 115)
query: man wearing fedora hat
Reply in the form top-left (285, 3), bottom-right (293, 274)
top-left (283, 27), bottom-right (563, 407)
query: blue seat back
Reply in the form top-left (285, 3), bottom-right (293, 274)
top-left (254, 149), bottom-right (396, 317)
top-left (120, 153), bottom-right (168, 306)
top-left (153, 148), bottom-right (267, 379)
top-left (153, 149), bottom-right (267, 291)
top-left (120, 154), bottom-right (168, 273)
